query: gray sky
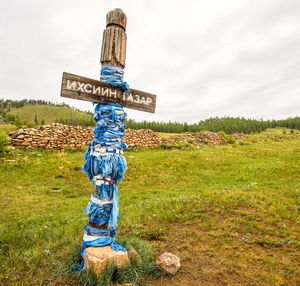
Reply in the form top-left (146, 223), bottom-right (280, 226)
top-left (1, 0), bottom-right (300, 123)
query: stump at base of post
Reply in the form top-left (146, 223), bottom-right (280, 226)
top-left (84, 246), bottom-right (130, 275)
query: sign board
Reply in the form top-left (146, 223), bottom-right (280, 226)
top-left (61, 72), bottom-right (156, 113)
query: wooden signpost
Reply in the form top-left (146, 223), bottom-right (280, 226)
top-left (61, 9), bottom-right (157, 113)
top-left (61, 72), bottom-right (156, 113)
top-left (61, 8), bottom-right (157, 273)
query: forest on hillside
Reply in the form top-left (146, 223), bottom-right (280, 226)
top-left (0, 99), bottom-right (71, 109)
top-left (126, 117), bottom-right (300, 134)
top-left (0, 99), bottom-right (299, 134)
top-left (0, 99), bottom-right (93, 127)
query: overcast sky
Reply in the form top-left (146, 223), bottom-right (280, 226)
top-left (1, 0), bottom-right (300, 123)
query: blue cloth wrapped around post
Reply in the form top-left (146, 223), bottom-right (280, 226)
top-left (100, 65), bottom-right (130, 94)
top-left (72, 65), bottom-right (129, 272)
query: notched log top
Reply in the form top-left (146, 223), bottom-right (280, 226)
top-left (106, 8), bottom-right (127, 30)
top-left (100, 9), bottom-right (127, 68)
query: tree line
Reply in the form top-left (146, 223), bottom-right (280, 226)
top-left (125, 117), bottom-right (300, 134)
top-left (0, 98), bottom-right (92, 114)
top-left (0, 99), bottom-right (299, 134)
top-left (0, 99), bottom-right (93, 127)
top-left (55, 117), bottom-right (94, 127)
top-left (0, 98), bottom-right (71, 109)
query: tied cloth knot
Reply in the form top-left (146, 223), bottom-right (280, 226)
top-left (100, 65), bottom-right (130, 94)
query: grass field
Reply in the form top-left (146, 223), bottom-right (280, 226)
top-left (0, 124), bottom-right (17, 134)
top-left (0, 129), bottom-right (299, 285)
top-left (8, 105), bottom-right (92, 125)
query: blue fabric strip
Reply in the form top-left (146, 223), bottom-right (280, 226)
top-left (109, 184), bottom-right (119, 228)
top-left (72, 236), bottom-right (127, 271)
top-left (82, 150), bottom-right (127, 182)
top-left (84, 200), bottom-right (113, 222)
top-left (73, 67), bottom-right (129, 272)
top-left (100, 65), bottom-right (130, 94)
top-left (84, 224), bottom-right (111, 236)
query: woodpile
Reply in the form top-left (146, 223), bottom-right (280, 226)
top-left (8, 124), bottom-right (239, 150)
top-left (170, 131), bottom-right (227, 146)
top-left (124, 129), bottom-right (167, 149)
top-left (9, 123), bottom-right (94, 150)
top-left (233, 133), bottom-right (246, 140)
top-left (198, 131), bottom-right (227, 145)
top-left (9, 124), bottom-right (168, 150)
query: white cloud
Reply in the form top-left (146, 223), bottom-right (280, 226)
top-left (1, 0), bottom-right (299, 122)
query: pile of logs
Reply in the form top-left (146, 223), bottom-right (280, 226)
top-left (9, 124), bottom-right (94, 150)
top-left (9, 124), bottom-right (168, 150)
top-left (124, 129), bottom-right (167, 148)
top-left (233, 133), bottom-right (246, 140)
top-left (170, 131), bottom-right (227, 146)
top-left (8, 124), bottom-right (244, 150)
top-left (198, 131), bottom-right (228, 145)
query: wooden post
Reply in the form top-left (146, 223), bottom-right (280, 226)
top-left (100, 8), bottom-right (127, 68)
top-left (61, 8), bottom-right (157, 273)
top-left (87, 8), bottom-right (128, 236)
top-left (61, 9), bottom-right (156, 113)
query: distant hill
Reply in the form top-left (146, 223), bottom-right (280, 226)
top-left (5, 105), bottom-right (94, 126)
top-left (1, 99), bottom-right (299, 134)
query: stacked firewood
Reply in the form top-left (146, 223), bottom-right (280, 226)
top-left (8, 124), bottom-right (244, 150)
top-left (124, 129), bottom-right (167, 148)
top-left (9, 124), bottom-right (168, 150)
top-left (9, 124), bottom-right (94, 150)
top-left (170, 131), bottom-right (227, 146)
top-left (233, 133), bottom-right (246, 140)
top-left (198, 131), bottom-right (228, 145)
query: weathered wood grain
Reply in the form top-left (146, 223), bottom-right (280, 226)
top-left (120, 32), bottom-right (126, 64)
top-left (60, 8), bottom-right (158, 239)
top-left (100, 9), bottom-right (127, 68)
top-left (61, 72), bottom-right (156, 113)
top-left (106, 8), bottom-right (127, 30)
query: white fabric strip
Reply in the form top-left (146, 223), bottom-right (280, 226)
top-left (93, 175), bottom-right (111, 181)
top-left (90, 195), bottom-right (112, 206)
top-left (95, 179), bottom-right (109, 186)
top-left (115, 110), bottom-right (124, 115)
top-left (90, 148), bottom-right (122, 157)
top-left (93, 175), bottom-right (112, 186)
top-left (83, 234), bottom-right (106, 242)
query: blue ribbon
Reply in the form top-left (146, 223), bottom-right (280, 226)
top-left (72, 236), bottom-right (127, 271)
top-left (82, 153), bottom-right (127, 182)
top-left (100, 65), bottom-right (130, 94)
top-left (84, 224), bottom-right (112, 237)
top-left (84, 185), bottom-right (119, 229)
top-left (74, 71), bottom-right (129, 272)
top-left (84, 200), bottom-right (113, 222)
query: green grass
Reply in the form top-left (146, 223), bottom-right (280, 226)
top-left (157, 132), bottom-right (180, 139)
top-left (0, 130), bottom-right (299, 285)
top-left (8, 105), bottom-right (92, 125)
top-left (0, 124), bottom-right (17, 134)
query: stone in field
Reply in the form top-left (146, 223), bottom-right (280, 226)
top-left (84, 246), bottom-right (130, 276)
top-left (156, 252), bottom-right (180, 275)
top-left (128, 246), bottom-right (142, 264)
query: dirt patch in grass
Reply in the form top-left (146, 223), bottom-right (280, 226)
top-left (149, 222), bottom-right (299, 286)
